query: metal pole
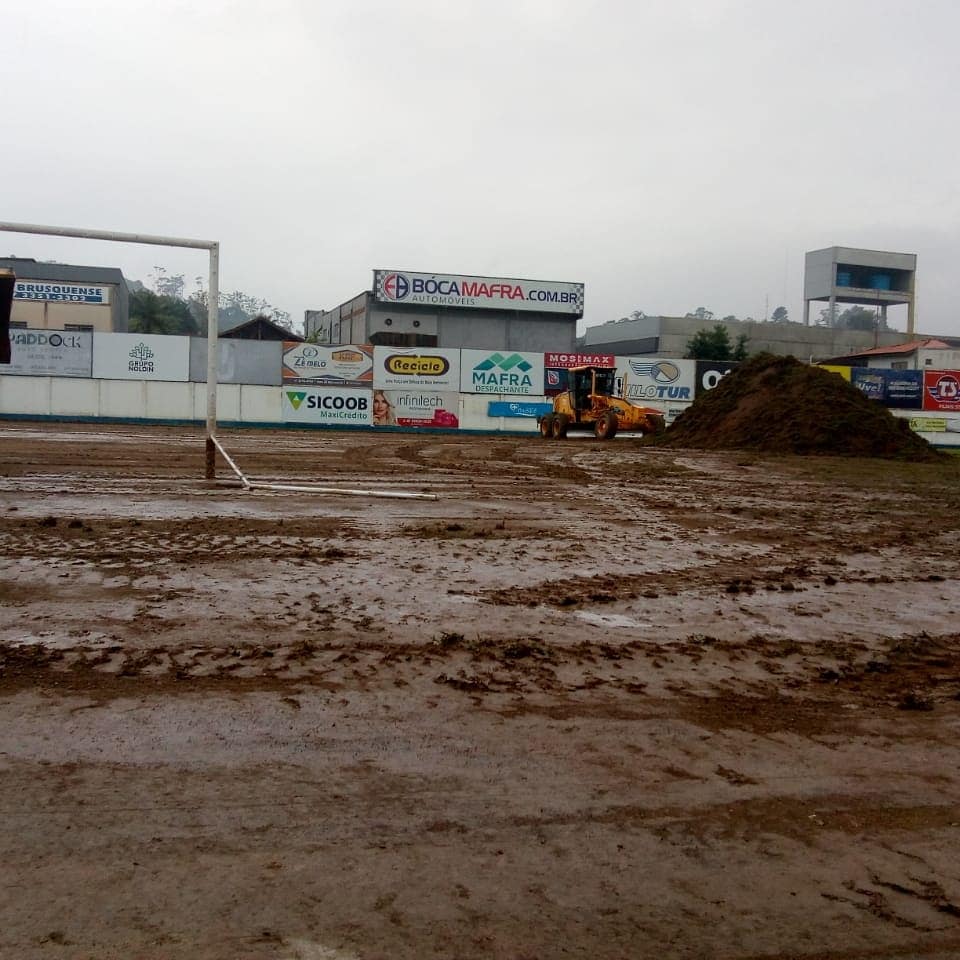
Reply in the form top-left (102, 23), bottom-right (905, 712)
top-left (0, 221), bottom-right (220, 480)
top-left (206, 242), bottom-right (220, 479)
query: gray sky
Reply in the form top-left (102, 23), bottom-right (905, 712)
top-left (4, 0), bottom-right (959, 336)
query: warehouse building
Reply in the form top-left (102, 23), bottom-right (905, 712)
top-left (0, 257), bottom-right (130, 333)
top-left (304, 269), bottom-right (583, 353)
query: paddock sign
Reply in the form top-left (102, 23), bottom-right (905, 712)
top-left (5, 329), bottom-right (93, 377)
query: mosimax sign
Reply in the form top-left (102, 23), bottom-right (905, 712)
top-left (374, 270), bottom-right (584, 315)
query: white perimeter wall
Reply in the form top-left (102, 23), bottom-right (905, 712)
top-left (1, 375), bottom-right (958, 446)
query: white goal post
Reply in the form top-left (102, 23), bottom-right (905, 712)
top-left (0, 221), bottom-right (221, 478)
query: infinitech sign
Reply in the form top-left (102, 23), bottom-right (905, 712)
top-left (92, 332), bottom-right (189, 382)
top-left (281, 342), bottom-right (373, 387)
top-left (461, 349), bottom-right (545, 395)
top-left (283, 386), bottom-right (373, 425)
top-left (374, 390), bottom-right (460, 429)
top-left (615, 357), bottom-right (696, 402)
top-left (14, 281), bottom-right (110, 304)
top-left (5, 329), bottom-right (92, 377)
top-left (374, 270), bottom-right (584, 315)
top-left (373, 346), bottom-right (460, 390)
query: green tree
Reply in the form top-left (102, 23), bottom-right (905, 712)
top-left (838, 306), bottom-right (882, 331)
top-left (770, 305), bottom-right (789, 323)
top-left (685, 323), bottom-right (748, 361)
top-left (129, 289), bottom-right (199, 336)
top-left (685, 307), bottom-right (715, 322)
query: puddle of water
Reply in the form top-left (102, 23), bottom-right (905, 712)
top-left (575, 611), bottom-right (645, 629)
top-left (7, 632), bottom-right (118, 651)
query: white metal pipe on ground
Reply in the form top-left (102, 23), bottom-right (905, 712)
top-left (210, 434), bottom-right (249, 487)
top-left (215, 480), bottom-right (439, 501)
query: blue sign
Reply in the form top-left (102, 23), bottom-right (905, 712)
top-left (487, 401), bottom-right (553, 419)
top-left (852, 368), bottom-right (923, 409)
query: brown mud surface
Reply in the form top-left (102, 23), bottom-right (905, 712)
top-left (1, 421), bottom-right (960, 959)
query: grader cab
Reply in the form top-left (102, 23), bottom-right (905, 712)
top-left (539, 365), bottom-right (665, 440)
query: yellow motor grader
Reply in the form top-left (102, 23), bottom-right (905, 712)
top-left (538, 365), bottom-right (665, 440)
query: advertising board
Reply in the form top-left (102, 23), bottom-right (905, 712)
top-left (460, 350), bottom-right (545, 395)
top-left (544, 352), bottom-right (615, 396)
top-left (374, 270), bottom-right (584, 315)
top-left (855, 369), bottom-right (924, 408)
top-left (615, 357), bottom-right (696, 402)
top-left (694, 360), bottom-right (739, 396)
top-left (92, 332), bottom-right (190, 382)
top-left (923, 370), bottom-right (960, 412)
top-left (487, 401), bottom-right (553, 419)
top-left (282, 342), bottom-right (373, 387)
top-left (373, 346), bottom-right (460, 391)
top-left (14, 281), bottom-right (110, 304)
top-left (373, 390), bottom-right (459, 428)
top-left (282, 386), bottom-right (373, 425)
top-left (819, 365), bottom-right (852, 381)
top-left (6, 329), bottom-right (92, 377)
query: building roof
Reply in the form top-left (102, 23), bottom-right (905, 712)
top-left (0, 256), bottom-right (128, 287)
top-left (821, 338), bottom-right (952, 364)
top-left (219, 314), bottom-right (302, 341)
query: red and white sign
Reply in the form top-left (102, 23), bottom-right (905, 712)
top-left (545, 352), bottom-right (615, 368)
top-left (924, 370), bottom-right (960, 411)
top-left (374, 270), bottom-right (584, 315)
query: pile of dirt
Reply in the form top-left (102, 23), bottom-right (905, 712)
top-left (659, 354), bottom-right (942, 460)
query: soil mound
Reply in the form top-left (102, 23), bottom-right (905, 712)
top-left (660, 354), bottom-right (942, 460)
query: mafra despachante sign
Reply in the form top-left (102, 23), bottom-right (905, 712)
top-left (282, 342), bottom-right (373, 386)
top-left (461, 350), bottom-right (545, 395)
top-left (374, 270), bottom-right (583, 315)
top-left (14, 281), bottom-right (110, 304)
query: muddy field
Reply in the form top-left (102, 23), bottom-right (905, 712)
top-left (1, 421), bottom-right (959, 960)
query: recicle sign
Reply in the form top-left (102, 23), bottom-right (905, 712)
top-left (5, 329), bottom-right (93, 377)
top-left (282, 342), bottom-right (373, 386)
top-left (92, 332), bottom-right (190, 382)
top-left (373, 346), bottom-right (461, 390)
top-left (283, 386), bottom-right (373, 425)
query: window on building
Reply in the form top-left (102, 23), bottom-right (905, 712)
top-left (10, 321), bottom-right (28, 329)
top-left (925, 358), bottom-right (934, 366)
top-left (369, 331), bottom-right (438, 348)
top-left (890, 360), bottom-right (908, 370)
top-left (64, 324), bottom-right (94, 332)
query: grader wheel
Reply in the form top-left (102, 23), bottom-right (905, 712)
top-left (551, 414), bottom-right (569, 439)
top-left (539, 414), bottom-right (555, 439)
top-left (594, 411), bottom-right (618, 440)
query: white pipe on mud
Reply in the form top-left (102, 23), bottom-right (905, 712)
top-left (210, 434), bottom-right (250, 488)
top-left (215, 479), bottom-right (439, 501)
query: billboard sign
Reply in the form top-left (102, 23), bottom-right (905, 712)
top-left (694, 360), bottom-right (739, 397)
top-left (281, 342), bottom-right (373, 387)
top-left (282, 386), bottom-right (373, 425)
top-left (544, 352), bottom-right (614, 368)
top-left (373, 346), bottom-right (460, 390)
top-left (374, 390), bottom-right (459, 428)
top-left (14, 281), bottom-right (110, 304)
top-left (5, 329), bottom-right (93, 377)
top-left (487, 401), bottom-right (553, 418)
top-left (615, 357), bottom-right (695, 402)
top-left (883, 370), bottom-right (923, 409)
top-left (374, 270), bottom-right (584, 315)
top-left (92, 332), bottom-right (189, 381)
top-left (461, 349), bottom-right (545, 395)
top-left (852, 368), bottom-right (886, 401)
top-left (923, 370), bottom-right (960, 411)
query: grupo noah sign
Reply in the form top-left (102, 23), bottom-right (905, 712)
top-left (6, 329), bottom-right (93, 377)
top-left (92, 332), bottom-right (190, 382)
top-left (374, 270), bottom-right (584, 315)
top-left (14, 281), bottom-right (110, 304)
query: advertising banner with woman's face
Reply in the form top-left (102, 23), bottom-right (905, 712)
top-left (373, 390), bottom-right (459, 429)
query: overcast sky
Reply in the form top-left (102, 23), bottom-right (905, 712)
top-left (4, 0), bottom-right (958, 336)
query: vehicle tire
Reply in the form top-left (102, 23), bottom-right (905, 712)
top-left (551, 414), bottom-right (569, 439)
top-left (651, 414), bottom-right (666, 436)
top-left (594, 411), bottom-right (618, 440)
top-left (539, 414), bottom-right (554, 439)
